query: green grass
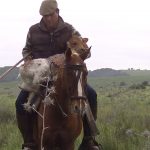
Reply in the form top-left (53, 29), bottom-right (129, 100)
top-left (97, 88), bottom-right (150, 150)
top-left (88, 76), bottom-right (150, 150)
top-left (0, 93), bottom-right (22, 150)
top-left (0, 76), bottom-right (150, 150)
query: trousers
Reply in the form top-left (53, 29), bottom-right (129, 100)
top-left (15, 84), bottom-right (97, 116)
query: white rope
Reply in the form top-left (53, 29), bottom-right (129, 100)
top-left (31, 105), bottom-right (43, 119)
top-left (41, 77), bottom-right (51, 150)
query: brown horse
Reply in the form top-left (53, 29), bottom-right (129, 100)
top-left (34, 49), bottom-right (88, 150)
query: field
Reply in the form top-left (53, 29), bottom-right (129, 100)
top-left (0, 74), bottom-right (150, 150)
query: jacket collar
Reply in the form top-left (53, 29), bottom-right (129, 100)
top-left (39, 16), bottom-right (67, 33)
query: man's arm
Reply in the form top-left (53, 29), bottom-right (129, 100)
top-left (22, 30), bottom-right (32, 60)
top-left (70, 25), bottom-right (81, 37)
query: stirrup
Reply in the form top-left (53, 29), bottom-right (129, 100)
top-left (22, 142), bottom-right (36, 150)
top-left (23, 147), bottom-right (33, 150)
top-left (78, 136), bottom-right (103, 150)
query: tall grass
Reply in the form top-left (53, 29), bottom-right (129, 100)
top-left (0, 94), bottom-right (22, 150)
top-left (0, 77), bottom-right (150, 150)
top-left (89, 76), bottom-right (150, 150)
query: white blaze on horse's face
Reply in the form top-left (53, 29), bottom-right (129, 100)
top-left (76, 71), bottom-right (83, 96)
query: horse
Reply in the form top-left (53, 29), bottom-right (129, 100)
top-left (34, 49), bottom-right (88, 150)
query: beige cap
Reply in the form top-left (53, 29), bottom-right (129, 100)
top-left (39, 0), bottom-right (58, 16)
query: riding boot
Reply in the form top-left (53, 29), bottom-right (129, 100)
top-left (79, 85), bottom-right (102, 150)
top-left (16, 112), bottom-right (37, 150)
top-left (78, 109), bottom-right (102, 150)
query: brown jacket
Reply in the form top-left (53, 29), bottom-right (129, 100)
top-left (22, 17), bottom-right (80, 59)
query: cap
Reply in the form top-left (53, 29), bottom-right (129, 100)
top-left (39, 0), bottom-right (58, 16)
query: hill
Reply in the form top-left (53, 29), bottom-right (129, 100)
top-left (120, 69), bottom-right (150, 76)
top-left (0, 66), bottom-right (19, 82)
top-left (1, 66), bottom-right (150, 82)
top-left (88, 68), bottom-right (128, 77)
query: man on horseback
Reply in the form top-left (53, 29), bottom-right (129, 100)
top-left (15, 0), bottom-right (101, 149)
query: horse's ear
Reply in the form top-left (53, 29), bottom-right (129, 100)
top-left (67, 41), bottom-right (71, 49)
top-left (65, 49), bottom-right (72, 61)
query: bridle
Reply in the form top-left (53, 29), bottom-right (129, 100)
top-left (63, 63), bottom-right (87, 101)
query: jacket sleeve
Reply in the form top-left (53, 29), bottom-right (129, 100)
top-left (22, 29), bottom-right (32, 58)
top-left (70, 25), bottom-right (81, 37)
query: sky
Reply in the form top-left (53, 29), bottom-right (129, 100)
top-left (0, 0), bottom-right (150, 70)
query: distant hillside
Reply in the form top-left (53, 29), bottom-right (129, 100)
top-left (88, 68), bottom-right (129, 77)
top-left (0, 66), bottom-right (19, 82)
top-left (1, 66), bottom-right (150, 82)
top-left (120, 69), bottom-right (150, 76)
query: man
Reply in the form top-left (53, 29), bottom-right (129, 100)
top-left (15, 0), bottom-right (101, 149)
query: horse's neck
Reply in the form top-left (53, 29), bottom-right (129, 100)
top-left (54, 72), bottom-right (70, 113)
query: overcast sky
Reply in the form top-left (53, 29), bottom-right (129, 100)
top-left (0, 0), bottom-right (150, 70)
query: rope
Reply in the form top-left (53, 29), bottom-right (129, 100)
top-left (31, 105), bottom-right (43, 119)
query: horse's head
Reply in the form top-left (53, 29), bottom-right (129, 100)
top-left (67, 35), bottom-right (91, 60)
top-left (60, 49), bottom-right (88, 114)
top-left (64, 49), bottom-right (87, 99)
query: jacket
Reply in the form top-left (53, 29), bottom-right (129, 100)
top-left (22, 16), bottom-right (80, 59)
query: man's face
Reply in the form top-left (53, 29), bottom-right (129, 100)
top-left (43, 10), bottom-right (59, 30)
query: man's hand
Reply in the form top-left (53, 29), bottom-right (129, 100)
top-left (24, 56), bottom-right (32, 62)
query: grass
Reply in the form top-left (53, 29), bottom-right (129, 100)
top-left (0, 93), bottom-right (22, 150)
top-left (0, 76), bottom-right (150, 150)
